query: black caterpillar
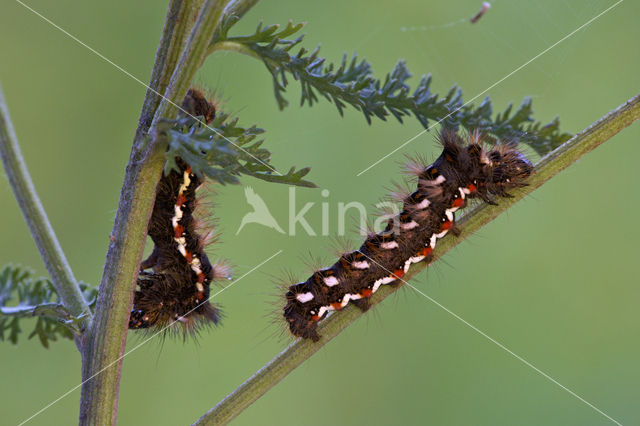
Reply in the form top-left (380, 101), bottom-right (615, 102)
top-left (283, 130), bottom-right (533, 341)
top-left (129, 89), bottom-right (229, 334)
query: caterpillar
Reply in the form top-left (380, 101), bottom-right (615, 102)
top-left (129, 89), bottom-right (229, 334)
top-left (283, 130), bottom-right (533, 341)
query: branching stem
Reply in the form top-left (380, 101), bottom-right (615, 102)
top-left (78, 1), bottom-right (233, 424)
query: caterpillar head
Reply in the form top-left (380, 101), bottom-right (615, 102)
top-left (482, 144), bottom-right (533, 198)
top-left (284, 285), bottom-right (321, 342)
top-left (181, 88), bottom-right (216, 124)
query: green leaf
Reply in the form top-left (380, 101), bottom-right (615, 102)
top-left (158, 110), bottom-right (317, 188)
top-left (0, 264), bottom-right (97, 347)
top-left (215, 21), bottom-right (571, 156)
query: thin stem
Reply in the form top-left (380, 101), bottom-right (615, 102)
top-left (133, 0), bottom-right (198, 150)
top-left (194, 93), bottom-right (640, 425)
top-left (78, 2), bottom-right (227, 424)
top-left (223, 0), bottom-right (261, 20)
top-left (209, 39), bottom-right (262, 58)
top-left (153, 0), bottom-right (226, 124)
top-left (0, 84), bottom-right (90, 335)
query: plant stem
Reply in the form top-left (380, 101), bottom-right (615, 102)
top-left (78, 2), bottom-right (227, 424)
top-left (133, 0), bottom-right (198, 150)
top-left (223, 0), bottom-right (261, 20)
top-left (209, 40), bottom-right (261, 58)
top-left (194, 93), bottom-right (640, 425)
top-left (0, 84), bottom-right (90, 337)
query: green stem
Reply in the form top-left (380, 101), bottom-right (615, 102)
top-left (209, 39), bottom-right (261, 58)
top-left (0, 84), bottom-right (90, 335)
top-left (153, 0), bottom-right (226, 124)
top-left (0, 303), bottom-right (82, 333)
top-left (223, 0), bottom-right (261, 20)
top-left (194, 93), bottom-right (640, 425)
top-left (133, 0), bottom-right (198, 150)
top-left (78, 2), bottom-right (227, 425)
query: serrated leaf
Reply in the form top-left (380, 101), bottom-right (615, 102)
top-left (217, 22), bottom-right (571, 156)
top-left (160, 109), bottom-right (316, 188)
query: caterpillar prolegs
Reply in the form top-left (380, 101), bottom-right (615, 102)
top-left (129, 89), bottom-right (229, 334)
top-left (284, 131), bottom-right (533, 341)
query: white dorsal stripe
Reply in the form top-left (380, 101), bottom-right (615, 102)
top-left (445, 209), bottom-right (454, 222)
top-left (435, 229), bottom-right (449, 239)
top-left (170, 168), bottom-right (211, 284)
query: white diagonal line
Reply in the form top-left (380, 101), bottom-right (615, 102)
top-left (356, 0), bottom-right (624, 176)
top-left (356, 250), bottom-right (622, 425)
top-left (18, 250), bottom-right (283, 426)
top-left (14, 0), bottom-right (282, 176)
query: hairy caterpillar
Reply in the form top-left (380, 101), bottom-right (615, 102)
top-left (283, 130), bottom-right (533, 341)
top-left (129, 89), bottom-right (229, 334)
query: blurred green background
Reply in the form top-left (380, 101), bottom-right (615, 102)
top-left (1, 0), bottom-right (638, 425)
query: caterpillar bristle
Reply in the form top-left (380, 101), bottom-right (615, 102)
top-left (283, 130), bottom-right (533, 341)
top-left (129, 88), bottom-right (230, 337)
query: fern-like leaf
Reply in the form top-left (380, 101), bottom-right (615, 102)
top-left (215, 21), bottom-right (571, 156)
top-left (158, 110), bottom-right (316, 187)
top-left (0, 265), bottom-right (97, 347)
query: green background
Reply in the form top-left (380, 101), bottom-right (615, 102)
top-left (1, 0), bottom-right (638, 425)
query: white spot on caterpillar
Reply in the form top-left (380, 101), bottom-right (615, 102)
top-left (380, 241), bottom-right (399, 250)
top-left (415, 198), bottom-right (430, 210)
top-left (296, 292), bottom-right (314, 303)
top-left (459, 187), bottom-right (467, 199)
top-left (196, 282), bottom-right (204, 292)
top-left (352, 260), bottom-right (370, 269)
top-left (317, 306), bottom-right (328, 318)
top-left (430, 234), bottom-right (438, 248)
top-left (323, 276), bottom-right (339, 287)
top-left (434, 175), bottom-right (446, 184)
top-left (401, 220), bottom-right (419, 230)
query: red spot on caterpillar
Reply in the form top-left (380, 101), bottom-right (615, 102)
top-left (176, 193), bottom-right (187, 207)
top-left (392, 269), bottom-right (405, 279)
top-left (452, 197), bottom-right (465, 208)
top-left (419, 247), bottom-right (433, 257)
top-left (467, 183), bottom-right (477, 193)
top-left (331, 302), bottom-right (343, 310)
top-left (440, 220), bottom-right (453, 231)
top-left (360, 289), bottom-right (373, 298)
top-left (311, 315), bottom-right (321, 322)
top-left (174, 225), bottom-right (184, 238)
top-left (197, 272), bottom-right (206, 283)
top-left (185, 251), bottom-right (193, 263)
